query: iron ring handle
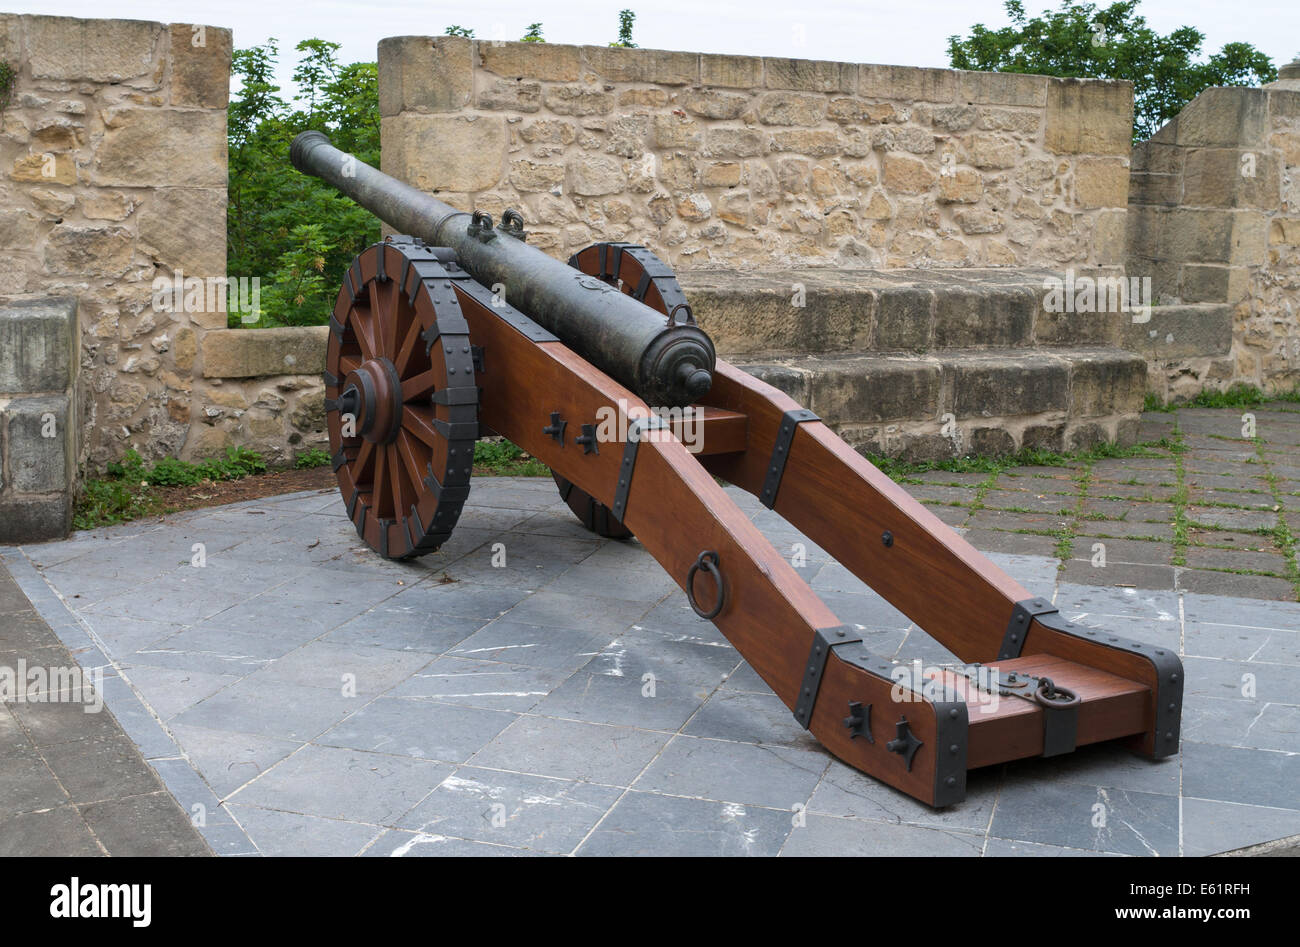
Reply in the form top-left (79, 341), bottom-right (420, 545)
top-left (501, 208), bottom-right (525, 230)
top-left (686, 550), bottom-right (724, 619)
top-left (667, 303), bottom-right (695, 326)
top-left (1034, 678), bottom-right (1080, 708)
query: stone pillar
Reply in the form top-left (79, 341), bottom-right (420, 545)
top-left (0, 298), bottom-right (79, 543)
top-left (1270, 59), bottom-right (1300, 92)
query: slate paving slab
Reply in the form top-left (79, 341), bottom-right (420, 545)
top-left (227, 744), bottom-right (453, 824)
top-left (397, 767), bottom-right (622, 853)
top-left (532, 670), bottom-right (712, 731)
top-left (990, 780), bottom-right (1180, 857)
top-left (633, 734), bottom-right (829, 810)
top-left (576, 790), bottom-right (793, 857)
top-left (6, 404), bottom-right (1300, 856)
top-left (226, 804), bottom-right (383, 857)
top-left (468, 715), bottom-right (669, 785)
top-left (784, 813), bottom-right (988, 856)
top-left (316, 697), bottom-right (518, 762)
top-left (362, 830), bottom-right (539, 856)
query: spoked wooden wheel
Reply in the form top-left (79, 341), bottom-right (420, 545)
top-left (324, 238), bottom-right (479, 559)
top-left (556, 243), bottom-right (694, 540)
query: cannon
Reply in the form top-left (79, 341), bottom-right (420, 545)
top-left (291, 132), bottom-right (1183, 808)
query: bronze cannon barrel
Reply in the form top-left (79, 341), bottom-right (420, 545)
top-left (289, 130), bottom-right (714, 407)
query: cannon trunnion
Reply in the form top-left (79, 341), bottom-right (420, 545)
top-left (295, 134), bottom-right (1184, 808)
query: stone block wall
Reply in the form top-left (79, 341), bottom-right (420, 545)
top-left (189, 327), bottom-right (330, 464)
top-left (378, 37), bottom-right (1132, 273)
top-left (1127, 80), bottom-right (1300, 398)
top-left (0, 297), bottom-right (78, 540)
top-left (0, 13), bottom-right (230, 471)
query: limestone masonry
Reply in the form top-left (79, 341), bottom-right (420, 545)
top-left (379, 36), bottom-right (1132, 273)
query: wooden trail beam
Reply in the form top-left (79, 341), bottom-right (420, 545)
top-left (698, 359), bottom-right (1182, 762)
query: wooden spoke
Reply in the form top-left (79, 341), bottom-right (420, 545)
top-left (352, 440), bottom-right (375, 481)
top-left (395, 430), bottom-right (427, 489)
top-left (352, 306), bottom-right (378, 360)
top-left (400, 369), bottom-right (437, 403)
top-left (401, 405), bottom-right (439, 447)
top-left (388, 443), bottom-right (407, 517)
top-left (393, 309), bottom-right (424, 377)
top-left (372, 445), bottom-right (388, 517)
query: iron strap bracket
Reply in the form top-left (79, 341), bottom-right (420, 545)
top-left (930, 698), bottom-right (969, 806)
top-left (1040, 697), bottom-right (1079, 757)
top-left (760, 409), bottom-right (819, 509)
top-left (432, 386), bottom-right (479, 407)
top-left (999, 597), bottom-right (1058, 660)
top-left (345, 259), bottom-right (362, 303)
top-left (792, 625), bottom-right (864, 729)
top-left (610, 415), bottom-right (669, 523)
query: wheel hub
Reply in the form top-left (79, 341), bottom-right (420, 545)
top-left (340, 357), bottom-right (403, 444)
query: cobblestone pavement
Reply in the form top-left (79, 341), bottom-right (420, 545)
top-left (1, 405), bottom-right (1297, 856)
top-left (908, 404), bottom-right (1300, 603)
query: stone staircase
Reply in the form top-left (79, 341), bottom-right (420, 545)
top-left (677, 268), bottom-right (1148, 461)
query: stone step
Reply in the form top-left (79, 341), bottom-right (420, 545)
top-left (678, 267), bottom-right (1128, 357)
top-left (734, 345), bottom-right (1146, 461)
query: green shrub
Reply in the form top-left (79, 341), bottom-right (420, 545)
top-left (473, 439), bottom-right (549, 476)
top-left (295, 447), bottom-right (332, 468)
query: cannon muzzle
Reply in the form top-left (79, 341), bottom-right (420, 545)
top-left (290, 131), bottom-right (714, 407)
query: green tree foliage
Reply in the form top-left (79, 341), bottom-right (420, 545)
top-left (611, 10), bottom-right (637, 48)
top-left (947, 0), bottom-right (1276, 139)
top-left (522, 23), bottom-right (545, 43)
top-left (227, 39), bottom-right (380, 327)
top-left (444, 25), bottom-right (474, 37)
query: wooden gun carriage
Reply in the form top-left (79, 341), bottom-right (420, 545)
top-left (291, 132), bottom-right (1182, 807)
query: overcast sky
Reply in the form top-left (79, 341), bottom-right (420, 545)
top-left (16, 0), bottom-right (1299, 98)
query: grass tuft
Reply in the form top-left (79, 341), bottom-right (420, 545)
top-left (75, 447), bottom-right (269, 529)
